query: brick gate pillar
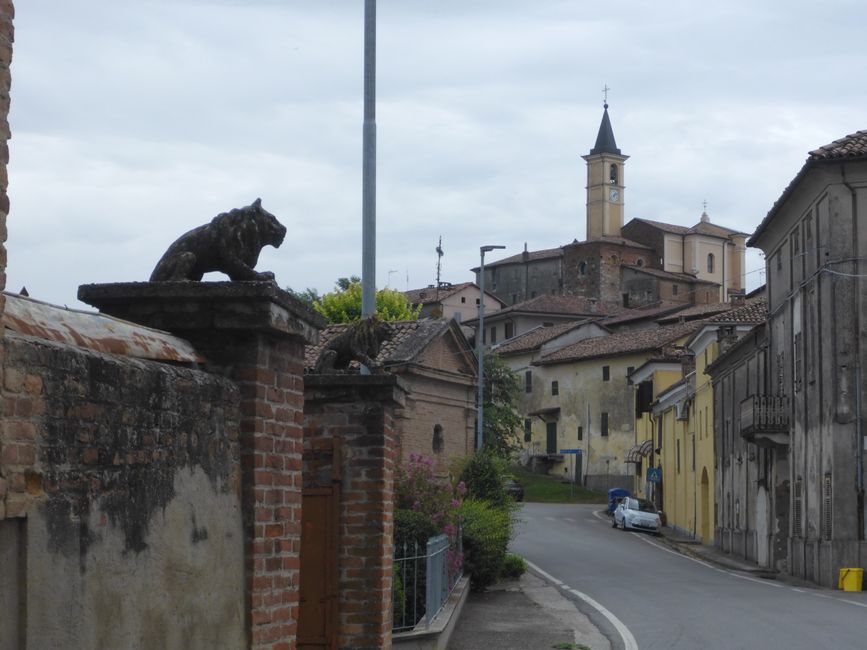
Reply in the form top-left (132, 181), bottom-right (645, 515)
top-left (78, 281), bottom-right (325, 650)
top-left (303, 375), bottom-right (404, 650)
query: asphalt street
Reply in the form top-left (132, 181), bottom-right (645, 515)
top-left (511, 502), bottom-right (867, 650)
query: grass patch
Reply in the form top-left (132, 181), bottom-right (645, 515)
top-left (511, 465), bottom-right (606, 504)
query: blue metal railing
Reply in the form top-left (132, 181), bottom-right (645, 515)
top-left (392, 531), bottom-right (462, 632)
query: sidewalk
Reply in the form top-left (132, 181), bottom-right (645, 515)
top-left (448, 571), bottom-right (610, 650)
top-left (657, 527), bottom-right (777, 576)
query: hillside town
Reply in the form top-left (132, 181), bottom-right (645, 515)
top-left (3, 2), bottom-right (867, 650)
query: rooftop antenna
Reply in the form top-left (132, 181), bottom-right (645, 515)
top-left (435, 236), bottom-right (444, 300)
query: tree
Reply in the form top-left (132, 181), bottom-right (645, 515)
top-left (481, 353), bottom-right (523, 458)
top-left (313, 277), bottom-right (421, 323)
top-left (285, 286), bottom-right (321, 306)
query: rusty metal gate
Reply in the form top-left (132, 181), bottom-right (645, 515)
top-left (298, 438), bottom-right (341, 650)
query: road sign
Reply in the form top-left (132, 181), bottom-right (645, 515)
top-left (559, 448), bottom-right (583, 454)
top-left (647, 467), bottom-right (662, 484)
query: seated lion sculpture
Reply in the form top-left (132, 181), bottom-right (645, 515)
top-left (314, 318), bottom-right (390, 374)
top-left (150, 198), bottom-right (287, 282)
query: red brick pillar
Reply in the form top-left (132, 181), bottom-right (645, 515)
top-left (78, 282), bottom-right (325, 650)
top-left (303, 375), bottom-right (404, 650)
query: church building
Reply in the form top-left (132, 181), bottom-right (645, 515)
top-left (475, 104), bottom-right (748, 309)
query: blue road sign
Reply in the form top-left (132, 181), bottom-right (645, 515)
top-left (559, 448), bottom-right (583, 454)
top-left (647, 467), bottom-right (662, 484)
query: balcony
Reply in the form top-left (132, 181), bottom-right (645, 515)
top-left (740, 395), bottom-right (790, 447)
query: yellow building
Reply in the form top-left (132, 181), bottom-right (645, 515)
top-left (630, 295), bottom-right (766, 542)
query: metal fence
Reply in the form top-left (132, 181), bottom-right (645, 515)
top-left (392, 532), bottom-right (463, 632)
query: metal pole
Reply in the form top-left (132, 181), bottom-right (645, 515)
top-left (361, 0), bottom-right (376, 319)
top-left (476, 245), bottom-right (505, 451)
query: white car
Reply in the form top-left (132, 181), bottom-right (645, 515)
top-left (612, 497), bottom-right (662, 535)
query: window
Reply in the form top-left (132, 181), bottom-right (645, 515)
top-left (601, 412), bottom-right (609, 437)
top-left (551, 381), bottom-right (559, 396)
top-left (524, 418), bottom-right (532, 442)
top-left (609, 163), bottom-right (618, 185)
top-left (432, 424), bottom-right (444, 454)
top-left (622, 293), bottom-right (630, 307)
top-left (657, 417), bottom-right (663, 449)
top-left (707, 253), bottom-right (715, 274)
top-left (525, 371), bottom-right (532, 393)
top-left (672, 284), bottom-right (679, 296)
top-left (505, 322), bottom-right (514, 339)
top-left (461, 296), bottom-right (466, 303)
top-left (602, 366), bottom-right (610, 381)
top-left (636, 258), bottom-right (645, 267)
top-left (577, 426), bottom-right (583, 441)
top-left (476, 298), bottom-right (480, 305)
top-left (546, 422), bottom-right (557, 454)
top-left (676, 439), bottom-right (681, 473)
top-left (627, 366), bottom-right (634, 378)
top-left (579, 261), bottom-right (587, 276)
top-left (490, 326), bottom-right (497, 344)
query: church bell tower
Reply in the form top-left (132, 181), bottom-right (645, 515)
top-left (582, 102), bottom-right (628, 240)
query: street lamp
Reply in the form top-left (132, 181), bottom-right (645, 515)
top-left (476, 244), bottom-right (505, 452)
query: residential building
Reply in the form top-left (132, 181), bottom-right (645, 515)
top-left (636, 295), bottom-right (766, 543)
top-left (728, 129), bottom-right (867, 586)
top-left (404, 281), bottom-right (505, 323)
top-left (305, 319), bottom-right (477, 474)
top-left (522, 321), bottom-right (701, 490)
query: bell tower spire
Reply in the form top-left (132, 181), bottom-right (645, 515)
top-left (582, 94), bottom-right (628, 240)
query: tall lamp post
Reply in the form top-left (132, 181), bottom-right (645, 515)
top-left (476, 245), bottom-right (505, 452)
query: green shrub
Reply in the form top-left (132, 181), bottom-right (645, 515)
top-left (500, 553), bottom-right (526, 580)
top-left (459, 498), bottom-right (511, 592)
top-left (458, 452), bottom-right (510, 508)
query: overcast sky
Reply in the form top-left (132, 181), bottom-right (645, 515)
top-left (9, 1), bottom-right (867, 308)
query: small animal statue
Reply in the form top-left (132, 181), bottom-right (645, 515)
top-left (150, 198), bottom-right (287, 282)
top-left (314, 318), bottom-right (390, 373)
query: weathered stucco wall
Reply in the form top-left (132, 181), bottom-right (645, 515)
top-left (2, 332), bottom-right (246, 649)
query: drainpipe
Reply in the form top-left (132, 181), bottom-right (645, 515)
top-left (843, 168), bottom-right (865, 539)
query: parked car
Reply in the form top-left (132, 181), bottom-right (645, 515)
top-left (505, 479), bottom-right (524, 502)
top-left (612, 497), bottom-right (661, 535)
top-left (607, 487), bottom-right (631, 514)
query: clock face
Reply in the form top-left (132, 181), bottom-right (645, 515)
top-left (609, 188), bottom-right (619, 201)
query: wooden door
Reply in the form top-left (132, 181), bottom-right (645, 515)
top-left (299, 439), bottom-right (340, 650)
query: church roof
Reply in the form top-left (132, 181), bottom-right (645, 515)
top-left (622, 265), bottom-right (719, 285)
top-left (589, 104), bottom-right (621, 156)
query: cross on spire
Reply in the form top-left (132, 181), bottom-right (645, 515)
top-left (602, 84), bottom-right (610, 107)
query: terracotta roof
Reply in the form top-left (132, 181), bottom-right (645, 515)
top-left (622, 265), bottom-right (719, 285)
top-left (487, 294), bottom-right (634, 320)
top-left (304, 319), bottom-right (468, 371)
top-left (602, 302), bottom-right (688, 326)
top-left (809, 130), bottom-right (867, 160)
top-left (473, 247), bottom-right (562, 270)
top-left (751, 130), bottom-right (867, 247)
top-left (494, 320), bottom-right (595, 357)
top-left (707, 296), bottom-right (767, 324)
top-left (656, 302), bottom-right (733, 324)
top-left (404, 282), bottom-right (475, 306)
top-left (537, 320), bottom-right (702, 365)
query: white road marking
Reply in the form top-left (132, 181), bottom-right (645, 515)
top-left (526, 559), bottom-right (639, 650)
top-left (727, 572), bottom-right (783, 589)
top-left (839, 598), bottom-right (867, 608)
top-left (545, 516), bottom-right (559, 522)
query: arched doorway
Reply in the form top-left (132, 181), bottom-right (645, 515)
top-left (700, 468), bottom-right (710, 543)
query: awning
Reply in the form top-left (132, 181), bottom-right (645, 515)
top-left (625, 439), bottom-right (654, 463)
top-left (527, 407), bottom-right (561, 421)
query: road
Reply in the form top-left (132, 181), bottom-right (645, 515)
top-left (511, 502), bottom-right (867, 650)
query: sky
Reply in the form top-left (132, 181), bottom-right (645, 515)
top-left (8, 0), bottom-right (867, 309)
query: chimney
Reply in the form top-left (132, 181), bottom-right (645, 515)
top-left (730, 291), bottom-right (746, 306)
top-left (522, 242), bottom-right (529, 262)
top-left (717, 325), bottom-right (739, 354)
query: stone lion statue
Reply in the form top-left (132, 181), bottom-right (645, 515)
top-left (314, 318), bottom-right (390, 374)
top-left (150, 198), bottom-right (287, 282)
